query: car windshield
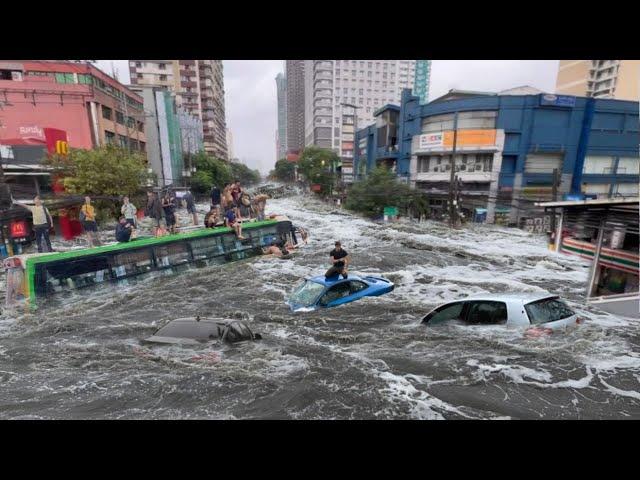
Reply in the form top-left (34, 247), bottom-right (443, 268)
top-left (289, 280), bottom-right (325, 306)
top-left (525, 297), bottom-right (575, 325)
top-left (155, 320), bottom-right (223, 340)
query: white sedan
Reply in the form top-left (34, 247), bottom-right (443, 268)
top-left (421, 293), bottom-right (584, 334)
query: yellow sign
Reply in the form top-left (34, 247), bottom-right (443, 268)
top-left (55, 140), bottom-right (69, 155)
top-left (443, 129), bottom-right (496, 147)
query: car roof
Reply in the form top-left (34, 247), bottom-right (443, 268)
top-left (462, 292), bottom-right (557, 304)
top-left (308, 275), bottom-right (365, 287)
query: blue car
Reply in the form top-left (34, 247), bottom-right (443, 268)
top-left (287, 274), bottom-right (394, 311)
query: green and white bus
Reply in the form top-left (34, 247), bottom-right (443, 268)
top-left (3, 216), bottom-right (304, 307)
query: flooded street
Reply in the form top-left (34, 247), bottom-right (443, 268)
top-left (1, 194), bottom-right (639, 419)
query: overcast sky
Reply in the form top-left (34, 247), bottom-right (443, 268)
top-left (96, 60), bottom-right (559, 174)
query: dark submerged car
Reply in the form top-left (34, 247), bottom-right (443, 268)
top-left (143, 317), bottom-right (262, 345)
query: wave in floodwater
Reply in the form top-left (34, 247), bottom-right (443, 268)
top-left (0, 194), bottom-right (639, 419)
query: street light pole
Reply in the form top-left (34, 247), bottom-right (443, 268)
top-left (448, 111), bottom-right (459, 228)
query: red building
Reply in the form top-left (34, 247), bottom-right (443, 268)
top-left (0, 60), bottom-right (147, 200)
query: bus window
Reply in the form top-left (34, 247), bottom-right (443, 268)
top-left (190, 236), bottom-right (224, 260)
top-left (111, 249), bottom-right (153, 277)
top-left (154, 242), bottom-right (191, 267)
top-left (41, 255), bottom-right (113, 292)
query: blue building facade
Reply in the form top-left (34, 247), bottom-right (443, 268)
top-left (355, 89), bottom-right (639, 224)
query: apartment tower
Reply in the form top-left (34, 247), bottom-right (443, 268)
top-left (129, 60), bottom-right (228, 159)
top-left (556, 60), bottom-right (640, 101)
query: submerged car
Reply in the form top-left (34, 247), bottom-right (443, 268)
top-left (143, 317), bottom-right (262, 345)
top-left (421, 293), bottom-right (584, 333)
top-left (287, 274), bottom-right (394, 311)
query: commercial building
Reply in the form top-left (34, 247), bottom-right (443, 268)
top-left (413, 60), bottom-right (432, 104)
top-left (355, 87), bottom-right (639, 226)
top-left (556, 60), bottom-right (640, 101)
top-left (275, 72), bottom-right (287, 159)
top-left (129, 85), bottom-right (183, 186)
top-left (129, 60), bottom-right (228, 159)
top-left (285, 60), bottom-right (306, 153)
top-left (0, 60), bottom-right (146, 199)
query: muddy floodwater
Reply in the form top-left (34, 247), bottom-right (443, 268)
top-left (0, 194), bottom-right (639, 419)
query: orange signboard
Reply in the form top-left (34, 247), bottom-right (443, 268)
top-left (443, 129), bottom-right (496, 147)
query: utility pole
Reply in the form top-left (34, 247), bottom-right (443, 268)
top-left (550, 167), bottom-right (560, 247)
top-left (448, 111), bottom-right (459, 228)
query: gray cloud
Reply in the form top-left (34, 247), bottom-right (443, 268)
top-left (97, 60), bottom-right (561, 174)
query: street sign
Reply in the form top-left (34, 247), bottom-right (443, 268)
top-left (383, 206), bottom-right (398, 216)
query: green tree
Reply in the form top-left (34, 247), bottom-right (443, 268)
top-left (269, 159), bottom-right (296, 182)
top-left (47, 145), bottom-right (153, 220)
top-left (229, 161), bottom-right (261, 186)
top-left (298, 146), bottom-right (339, 195)
top-left (190, 151), bottom-right (232, 194)
top-left (345, 166), bottom-right (429, 218)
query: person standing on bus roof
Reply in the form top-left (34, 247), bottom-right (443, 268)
top-left (211, 184), bottom-right (221, 209)
top-left (162, 192), bottom-right (177, 234)
top-left (121, 196), bottom-right (137, 229)
top-left (80, 196), bottom-right (100, 248)
top-left (15, 195), bottom-right (54, 253)
top-left (184, 190), bottom-right (198, 226)
top-left (146, 191), bottom-right (164, 234)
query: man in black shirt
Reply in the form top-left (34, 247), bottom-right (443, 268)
top-left (325, 241), bottom-right (349, 279)
top-left (211, 185), bottom-right (221, 209)
top-left (115, 217), bottom-right (133, 243)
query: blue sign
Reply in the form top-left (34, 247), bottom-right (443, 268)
top-left (562, 193), bottom-right (585, 201)
top-left (540, 94), bottom-right (576, 108)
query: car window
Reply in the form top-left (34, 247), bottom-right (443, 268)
top-left (289, 280), bottom-right (325, 306)
top-left (424, 302), bottom-right (465, 325)
top-left (320, 282), bottom-right (351, 305)
top-left (466, 301), bottom-right (508, 325)
top-left (525, 298), bottom-right (575, 325)
top-left (349, 281), bottom-right (368, 293)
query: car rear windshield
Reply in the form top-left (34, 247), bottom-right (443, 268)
top-left (525, 298), bottom-right (575, 325)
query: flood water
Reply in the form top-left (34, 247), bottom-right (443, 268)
top-left (1, 194), bottom-right (639, 419)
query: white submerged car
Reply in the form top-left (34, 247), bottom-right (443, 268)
top-left (421, 293), bottom-right (584, 334)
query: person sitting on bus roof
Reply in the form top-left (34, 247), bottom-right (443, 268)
top-left (115, 217), bottom-right (134, 243)
top-left (204, 206), bottom-right (222, 229)
top-left (224, 207), bottom-right (245, 240)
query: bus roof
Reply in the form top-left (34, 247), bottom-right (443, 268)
top-left (6, 217), bottom-right (287, 267)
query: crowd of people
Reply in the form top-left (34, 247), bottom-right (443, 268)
top-left (15, 180), bottom-right (271, 253)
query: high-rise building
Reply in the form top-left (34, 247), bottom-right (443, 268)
top-left (285, 60), bottom-right (305, 152)
top-left (556, 60), bottom-right (640, 101)
top-left (413, 60), bottom-right (432, 104)
top-left (302, 60), bottom-right (417, 172)
top-left (129, 60), bottom-right (228, 159)
top-left (275, 72), bottom-right (287, 159)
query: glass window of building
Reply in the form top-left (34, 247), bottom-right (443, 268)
top-left (617, 157), bottom-right (640, 175)
top-left (583, 156), bottom-right (615, 174)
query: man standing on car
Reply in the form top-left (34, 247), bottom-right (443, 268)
top-left (325, 241), bottom-right (349, 279)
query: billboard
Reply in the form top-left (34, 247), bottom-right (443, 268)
top-left (418, 129), bottom-right (497, 151)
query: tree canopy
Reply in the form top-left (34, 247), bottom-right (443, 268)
top-left (189, 152), bottom-right (260, 194)
top-left (269, 159), bottom-right (296, 182)
top-left (344, 166), bottom-right (429, 218)
top-left (297, 146), bottom-right (339, 195)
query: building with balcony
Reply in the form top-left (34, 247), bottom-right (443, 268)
top-left (129, 59), bottom-right (227, 159)
top-left (355, 87), bottom-right (639, 226)
top-left (556, 60), bottom-right (640, 101)
top-left (0, 60), bottom-right (146, 200)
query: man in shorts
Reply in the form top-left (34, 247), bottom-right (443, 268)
top-left (184, 190), bottom-right (198, 226)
